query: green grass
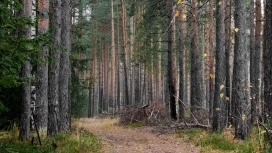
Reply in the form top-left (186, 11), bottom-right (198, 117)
top-left (0, 126), bottom-right (102, 153)
top-left (176, 127), bottom-right (270, 153)
top-left (124, 122), bottom-right (144, 129)
top-left (176, 128), bottom-right (204, 142)
top-left (197, 133), bottom-right (258, 153)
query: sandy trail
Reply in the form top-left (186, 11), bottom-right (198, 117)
top-left (75, 118), bottom-right (200, 153)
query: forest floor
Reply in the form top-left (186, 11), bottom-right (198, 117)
top-left (74, 117), bottom-right (202, 153)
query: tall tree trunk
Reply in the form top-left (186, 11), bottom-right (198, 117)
top-left (110, 0), bottom-right (116, 113)
top-left (190, 0), bottom-right (202, 116)
top-left (249, 0), bottom-right (256, 123)
top-left (19, 0), bottom-right (32, 140)
top-left (178, 2), bottom-right (185, 121)
top-left (264, 0), bottom-right (272, 118)
top-left (213, 0), bottom-right (226, 132)
top-left (157, 33), bottom-right (162, 101)
top-left (208, 0), bottom-right (214, 120)
top-left (36, 0), bottom-right (49, 132)
top-left (48, 0), bottom-right (61, 136)
top-left (232, 0), bottom-right (250, 139)
top-left (120, 0), bottom-right (129, 106)
top-left (225, 0), bottom-right (232, 126)
top-left (167, 0), bottom-right (177, 120)
top-left (59, 0), bottom-right (72, 132)
top-left (251, 0), bottom-right (261, 123)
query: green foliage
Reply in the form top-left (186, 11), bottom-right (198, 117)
top-left (0, 126), bottom-right (102, 153)
top-left (124, 122), bottom-right (144, 129)
top-left (0, 0), bottom-right (51, 124)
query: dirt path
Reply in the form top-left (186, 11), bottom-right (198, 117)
top-left (75, 117), bottom-right (201, 153)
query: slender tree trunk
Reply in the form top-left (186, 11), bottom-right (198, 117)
top-left (36, 0), bottom-right (49, 132)
top-left (225, 0), bottom-right (232, 126)
top-left (19, 0), bottom-right (32, 140)
top-left (110, 0), bottom-right (116, 113)
top-left (232, 0), bottom-right (250, 139)
top-left (48, 0), bottom-right (61, 136)
top-left (264, 0), bottom-right (272, 118)
top-left (213, 0), bottom-right (226, 132)
top-left (208, 0), bottom-right (214, 120)
top-left (167, 0), bottom-right (177, 120)
top-left (190, 0), bottom-right (202, 116)
top-left (116, 5), bottom-right (121, 110)
top-left (178, 2), bottom-right (185, 121)
top-left (249, 0), bottom-right (256, 123)
top-left (157, 32), bottom-right (162, 101)
top-left (59, 0), bottom-right (72, 132)
top-left (120, 0), bottom-right (129, 106)
top-left (251, 0), bottom-right (261, 123)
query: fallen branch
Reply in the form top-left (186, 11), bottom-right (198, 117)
top-left (170, 122), bottom-right (211, 129)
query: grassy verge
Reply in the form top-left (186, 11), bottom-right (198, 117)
top-left (176, 127), bottom-right (271, 153)
top-left (0, 125), bottom-right (102, 153)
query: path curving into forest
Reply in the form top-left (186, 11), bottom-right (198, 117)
top-left (75, 117), bottom-right (201, 153)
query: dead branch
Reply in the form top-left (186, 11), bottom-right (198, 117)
top-left (170, 122), bottom-right (211, 129)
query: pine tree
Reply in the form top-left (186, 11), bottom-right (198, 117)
top-left (232, 0), bottom-right (250, 139)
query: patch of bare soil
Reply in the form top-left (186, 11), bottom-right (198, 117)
top-left (75, 117), bottom-right (201, 153)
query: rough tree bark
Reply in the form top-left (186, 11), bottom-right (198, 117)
top-left (190, 0), bottom-right (202, 117)
top-left (59, 0), bottom-right (72, 132)
top-left (36, 0), bottom-right (49, 132)
top-left (264, 0), bottom-right (272, 118)
top-left (48, 0), bottom-right (61, 136)
top-left (232, 0), bottom-right (250, 140)
top-left (19, 0), bottom-right (32, 140)
top-left (251, 0), bottom-right (261, 123)
top-left (213, 0), bottom-right (226, 132)
top-left (225, 0), bottom-right (232, 126)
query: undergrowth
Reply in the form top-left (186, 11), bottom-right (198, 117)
top-left (124, 122), bottom-right (144, 129)
top-left (176, 127), bottom-right (271, 153)
top-left (0, 124), bottom-right (102, 153)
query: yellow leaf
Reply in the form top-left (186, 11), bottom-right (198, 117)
top-left (226, 97), bottom-right (229, 101)
top-left (218, 1), bottom-right (222, 5)
top-left (203, 53), bottom-right (207, 57)
top-left (258, 86), bottom-right (261, 89)
top-left (216, 108), bottom-right (220, 110)
top-left (229, 124), bottom-right (232, 128)
top-left (177, 0), bottom-right (182, 4)
top-left (183, 14), bottom-right (186, 19)
top-left (220, 85), bottom-right (224, 90)
top-left (210, 74), bottom-right (214, 78)
top-left (220, 93), bottom-right (224, 98)
top-left (175, 10), bottom-right (179, 17)
top-left (182, 10), bottom-right (187, 13)
top-left (242, 114), bottom-right (246, 121)
top-left (234, 28), bottom-right (239, 32)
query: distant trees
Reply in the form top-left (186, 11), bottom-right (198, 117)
top-left (1, 0), bottom-right (272, 142)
